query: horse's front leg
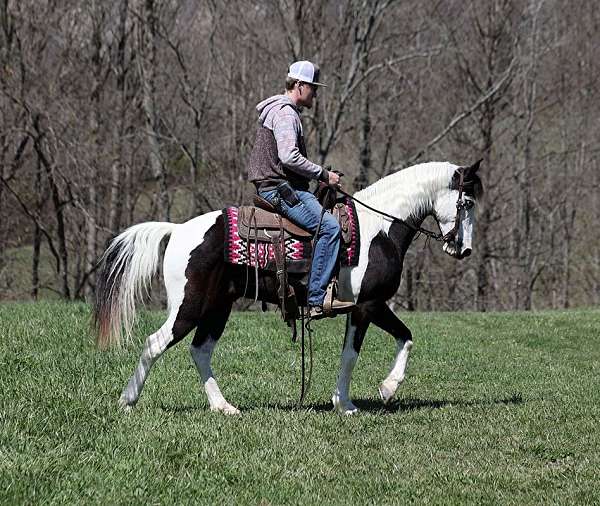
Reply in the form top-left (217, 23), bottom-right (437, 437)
top-left (369, 302), bottom-right (413, 404)
top-left (332, 304), bottom-right (372, 415)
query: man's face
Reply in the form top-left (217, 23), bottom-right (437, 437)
top-left (297, 81), bottom-right (318, 108)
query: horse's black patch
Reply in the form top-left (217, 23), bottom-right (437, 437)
top-left (357, 220), bottom-right (420, 303)
top-left (172, 217), bottom-right (230, 331)
top-left (450, 161), bottom-right (484, 199)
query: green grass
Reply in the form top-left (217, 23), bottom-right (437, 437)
top-left (1, 302), bottom-right (599, 505)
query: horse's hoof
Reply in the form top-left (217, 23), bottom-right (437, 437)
top-left (118, 396), bottom-right (135, 413)
top-left (211, 403), bottom-right (241, 416)
top-left (378, 382), bottom-right (396, 404)
top-left (332, 395), bottom-right (358, 415)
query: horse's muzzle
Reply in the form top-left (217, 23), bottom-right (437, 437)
top-left (443, 242), bottom-right (471, 259)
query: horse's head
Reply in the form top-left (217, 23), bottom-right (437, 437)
top-left (433, 160), bottom-right (484, 260)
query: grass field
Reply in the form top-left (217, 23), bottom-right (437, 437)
top-left (1, 301), bottom-right (599, 504)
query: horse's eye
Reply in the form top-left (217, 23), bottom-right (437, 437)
top-left (464, 199), bottom-right (474, 210)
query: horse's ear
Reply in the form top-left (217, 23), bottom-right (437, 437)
top-left (462, 159), bottom-right (482, 179)
top-left (469, 159), bottom-right (482, 173)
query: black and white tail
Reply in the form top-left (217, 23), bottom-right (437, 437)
top-left (94, 222), bottom-right (177, 348)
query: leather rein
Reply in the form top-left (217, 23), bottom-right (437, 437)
top-left (336, 170), bottom-right (467, 244)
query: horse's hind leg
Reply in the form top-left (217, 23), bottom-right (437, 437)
top-left (189, 305), bottom-right (239, 415)
top-left (119, 310), bottom-right (196, 410)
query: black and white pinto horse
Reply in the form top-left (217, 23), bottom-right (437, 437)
top-left (94, 161), bottom-right (483, 415)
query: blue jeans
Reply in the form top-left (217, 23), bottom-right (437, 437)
top-left (258, 183), bottom-right (340, 307)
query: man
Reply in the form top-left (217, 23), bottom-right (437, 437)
top-left (247, 60), bottom-right (354, 319)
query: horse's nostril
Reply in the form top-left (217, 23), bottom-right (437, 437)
top-left (462, 248), bottom-right (472, 258)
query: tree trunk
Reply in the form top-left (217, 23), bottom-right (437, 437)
top-left (33, 116), bottom-right (70, 299)
top-left (355, 51), bottom-right (371, 191)
top-left (31, 156), bottom-right (43, 299)
top-left (138, 0), bottom-right (169, 221)
top-left (108, 0), bottom-right (130, 233)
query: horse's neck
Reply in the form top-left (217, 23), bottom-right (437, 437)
top-left (353, 163), bottom-right (452, 261)
top-left (354, 164), bottom-right (447, 230)
top-left (388, 213), bottom-right (427, 263)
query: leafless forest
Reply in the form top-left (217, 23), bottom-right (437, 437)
top-left (1, 0), bottom-right (598, 311)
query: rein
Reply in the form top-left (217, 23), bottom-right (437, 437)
top-left (335, 188), bottom-right (443, 242)
top-left (336, 171), bottom-right (467, 244)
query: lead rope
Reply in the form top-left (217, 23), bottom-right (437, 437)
top-left (297, 192), bottom-right (328, 407)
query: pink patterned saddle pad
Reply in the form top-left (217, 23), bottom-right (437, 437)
top-left (223, 198), bottom-right (360, 271)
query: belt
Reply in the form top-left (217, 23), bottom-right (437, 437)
top-left (256, 180), bottom-right (283, 192)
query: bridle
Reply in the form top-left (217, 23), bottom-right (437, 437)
top-left (440, 169), bottom-right (468, 244)
top-left (336, 169), bottom-right (470, 245)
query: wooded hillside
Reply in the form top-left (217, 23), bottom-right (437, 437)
top-left (1, 0), bottom-right (598, 310)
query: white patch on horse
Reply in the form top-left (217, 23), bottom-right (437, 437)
top-left (379, 339), bottom-right (413, 404)
top-left (190, 338), bottom-right (240, 415)
top-left (163, 210), bottom-right (221, 312)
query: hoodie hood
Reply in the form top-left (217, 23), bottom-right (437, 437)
top-left (256, 95), bottom-right (298, 129)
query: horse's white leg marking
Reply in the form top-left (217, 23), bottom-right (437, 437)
top-left (332, 324), bottom-right (360, 416)
top-left (118, 313), bottom-right (177, 410)
top-left (379, 340), bottom-right (413, 404)
top-left (190, 338), bottom-right (240, 415)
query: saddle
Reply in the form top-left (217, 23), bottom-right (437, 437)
top-left (238, 189), bottom-right (353, 329)
top-left (238, 194), bottom-right (353, 245)
top-left (237, 196), bottom-right (312, 242)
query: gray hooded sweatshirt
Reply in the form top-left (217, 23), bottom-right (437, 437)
top-left (247, 95), bottom-right (329, 191)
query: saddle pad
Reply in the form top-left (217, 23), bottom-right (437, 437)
top-left (224, 207), bottom-right (309, 270)
top-left (223, 197), bottom-right (360, 271)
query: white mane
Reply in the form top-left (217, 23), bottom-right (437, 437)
top-left (353, 161), bottom-right (458, 220)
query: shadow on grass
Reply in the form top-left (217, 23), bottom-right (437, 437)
top-left (258, 392), bottom-right (524, 414)
top-left (158, 392), bottom-right (524, 415)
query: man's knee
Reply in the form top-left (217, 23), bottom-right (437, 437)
top-left (321, 213), bottom-right (340, 238)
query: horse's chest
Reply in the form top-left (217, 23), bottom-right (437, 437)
top-left (348, 231), bottom-right (402, 302)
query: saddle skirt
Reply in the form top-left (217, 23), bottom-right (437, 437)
top-left (223, 197), bottom-right (360, 273)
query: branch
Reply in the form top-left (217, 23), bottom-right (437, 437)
top-left (392, 57), bottom-right (517, 170)
top-left (0, 175), bottom-right (61, 272)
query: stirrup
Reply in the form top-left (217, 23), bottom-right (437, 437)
top-left (322, 278), bottom-right (355, 314)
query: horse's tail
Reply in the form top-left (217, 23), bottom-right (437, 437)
top-left (94, 221), bottom-right (177, 349)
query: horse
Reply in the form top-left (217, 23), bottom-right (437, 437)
top-left (94, 160), bottom-right (483, 415)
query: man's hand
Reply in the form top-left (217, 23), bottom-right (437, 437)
top-left (328, 171), bottom-right (341, 188)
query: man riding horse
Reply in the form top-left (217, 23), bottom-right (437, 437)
top-left (247, 60), bottom-right (354, 319)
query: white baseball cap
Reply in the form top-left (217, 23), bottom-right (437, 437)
top-left (287, 60), bottom-right (327, 87)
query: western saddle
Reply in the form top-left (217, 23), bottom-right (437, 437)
top-left (237, 188), bottom-right (353, 329)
